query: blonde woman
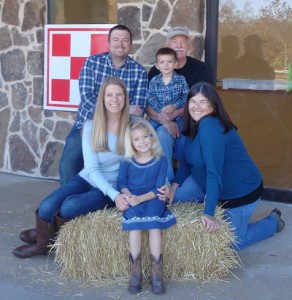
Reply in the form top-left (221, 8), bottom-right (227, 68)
top-left (118, 119), bottom-right (176, 295)
top-left (13, 77), bottom-right (132, 258)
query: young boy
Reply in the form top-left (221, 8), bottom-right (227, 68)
top-left (146, 47), bottom-right (189, 181)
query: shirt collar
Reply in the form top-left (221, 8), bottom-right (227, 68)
top-left (107, 53), bottom-right (130, 70)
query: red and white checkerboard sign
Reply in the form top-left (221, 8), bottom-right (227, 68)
top-left (44, 24), bottom-right (114, 111)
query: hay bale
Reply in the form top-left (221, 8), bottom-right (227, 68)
top-left (52, 203), bottom-right (242, 283)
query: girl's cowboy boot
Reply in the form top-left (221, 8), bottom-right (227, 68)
top-left (150, 254), bottom-right (165, 294)
top-left (128, 253), bottom-right (142, 294)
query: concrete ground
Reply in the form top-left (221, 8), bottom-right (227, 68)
top-left (1, 172), bottom-right (291, 300)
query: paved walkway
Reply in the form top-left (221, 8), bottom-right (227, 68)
top-left (1, 173), bottom-right (291, 300)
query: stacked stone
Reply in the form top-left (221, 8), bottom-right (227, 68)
top-left (119, 0), bottom-right (205, 68)
top-left (0, 0), bottom-right (205, 179)
top-left (0, 0), bottom-right (75, 178)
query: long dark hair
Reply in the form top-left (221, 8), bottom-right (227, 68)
top-left (182, 82), bottom-right (237, 138)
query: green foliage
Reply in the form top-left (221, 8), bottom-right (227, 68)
top-left (287, 64), bottom-right (292, 92)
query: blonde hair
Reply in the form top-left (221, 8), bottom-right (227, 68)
top-left (124, 118), bottom-right (163, 159)
top-left (91, 76), bottom-right (130, 154)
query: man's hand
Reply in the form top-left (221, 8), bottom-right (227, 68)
top-left (158, 111), bottom-right (173, 124)
top-left (168, 107), bottom-right (184, 120)
top-left (145, 105), bottom-right (172, 124)
top-left (162, 121), bottom-right (180, 138)
top-left (162, 104), bottom-right (176, 114)
top-left (129, 105), bottom-right (143, 117)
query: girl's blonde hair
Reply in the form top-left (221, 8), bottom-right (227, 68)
top-left (91, 76), bottom-right (130, 154)
top-left (124, 118), bottom-right (163, 159)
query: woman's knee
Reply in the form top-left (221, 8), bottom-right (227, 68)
top-left (173, 189), bottom-right (204, 203)
top-left (38, 201), bottom-right (56, 223)
top-left (58, 191), bottom-right (95, 220)
top-left (59, 196), bottom-right (80, 220)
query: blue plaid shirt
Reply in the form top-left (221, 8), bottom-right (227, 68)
top-left (76, 52), bottom-right (148, 128)
top-left (146, 72), bottom-right (188, 113)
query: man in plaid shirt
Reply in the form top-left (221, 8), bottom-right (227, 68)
top-left (59, 24), bottom-right (148, 185)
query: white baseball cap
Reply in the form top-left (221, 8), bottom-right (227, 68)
top-left (167, 26), bottom-right (190, 39)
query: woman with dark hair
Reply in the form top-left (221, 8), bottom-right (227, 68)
top-left (168, 82), bottom-right (285, 250)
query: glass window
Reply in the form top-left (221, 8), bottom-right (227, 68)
top-left (217, 0), bottom-right (292, 189)
top-left (48, 0), bottom-right (117, 24)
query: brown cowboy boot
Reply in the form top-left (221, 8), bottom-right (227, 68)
top-left (13, 213), bottom-right (55, 258)
top-left (19, 210), bottom-right (39, 243)
top-left (128, 253), bottom-right (142, 294)
top-left (19, 228), bottom-right (37, 244)
top-left (54, 214), bottom-right (69, 234)
top-left (150, 254), bottom-right (165, 294)
top-left (20, 213), bottom-right (69, 244)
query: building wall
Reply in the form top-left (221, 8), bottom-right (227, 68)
top-left (0, 0), bottom-right (206, 179)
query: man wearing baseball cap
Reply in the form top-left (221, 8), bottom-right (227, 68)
top-left (146, 26), bottom-right (208, 181)
top-left (148, 26), bottom-right (208, 87)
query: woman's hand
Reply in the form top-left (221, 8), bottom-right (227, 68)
top-left (157, 185), bottom-right (169, 201)
top-left (126, 195), bottom-right (141, 206)
top-left (201, 214), bottom-right (220, 233)
top-left (115, 194), bottom-right (129, 211)
top-left (168, 183), bottom-right (179, 206)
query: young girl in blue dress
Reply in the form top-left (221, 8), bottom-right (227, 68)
top-left (117, 118), bottom-right (176, 295)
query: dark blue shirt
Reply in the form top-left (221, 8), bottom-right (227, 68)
top-left (175, 116), bottom-right (262, 216)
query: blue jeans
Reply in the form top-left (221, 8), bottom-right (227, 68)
top-left (172, 177), bottom-right (277, 251)
top-left (154, 117), bottom-right (186, 181)
top-left (224, 199), bottom-right (277, 251)
top-left (172, 175), bottom-right (205, 203)
top-left (38, 175), bottom-right (115, 223)
top-left (59, 124), bottom-right (83, 185)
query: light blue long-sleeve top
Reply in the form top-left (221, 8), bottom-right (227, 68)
top-left (78, 120), bottom-right (122, 201)
top-left (175, 116), bottom-right (262, 216)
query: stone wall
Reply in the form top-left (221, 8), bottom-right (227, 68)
top-left (0, 0), bottom-right (206, 180)
top-left (119, 0), bottom-right (206, 68)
